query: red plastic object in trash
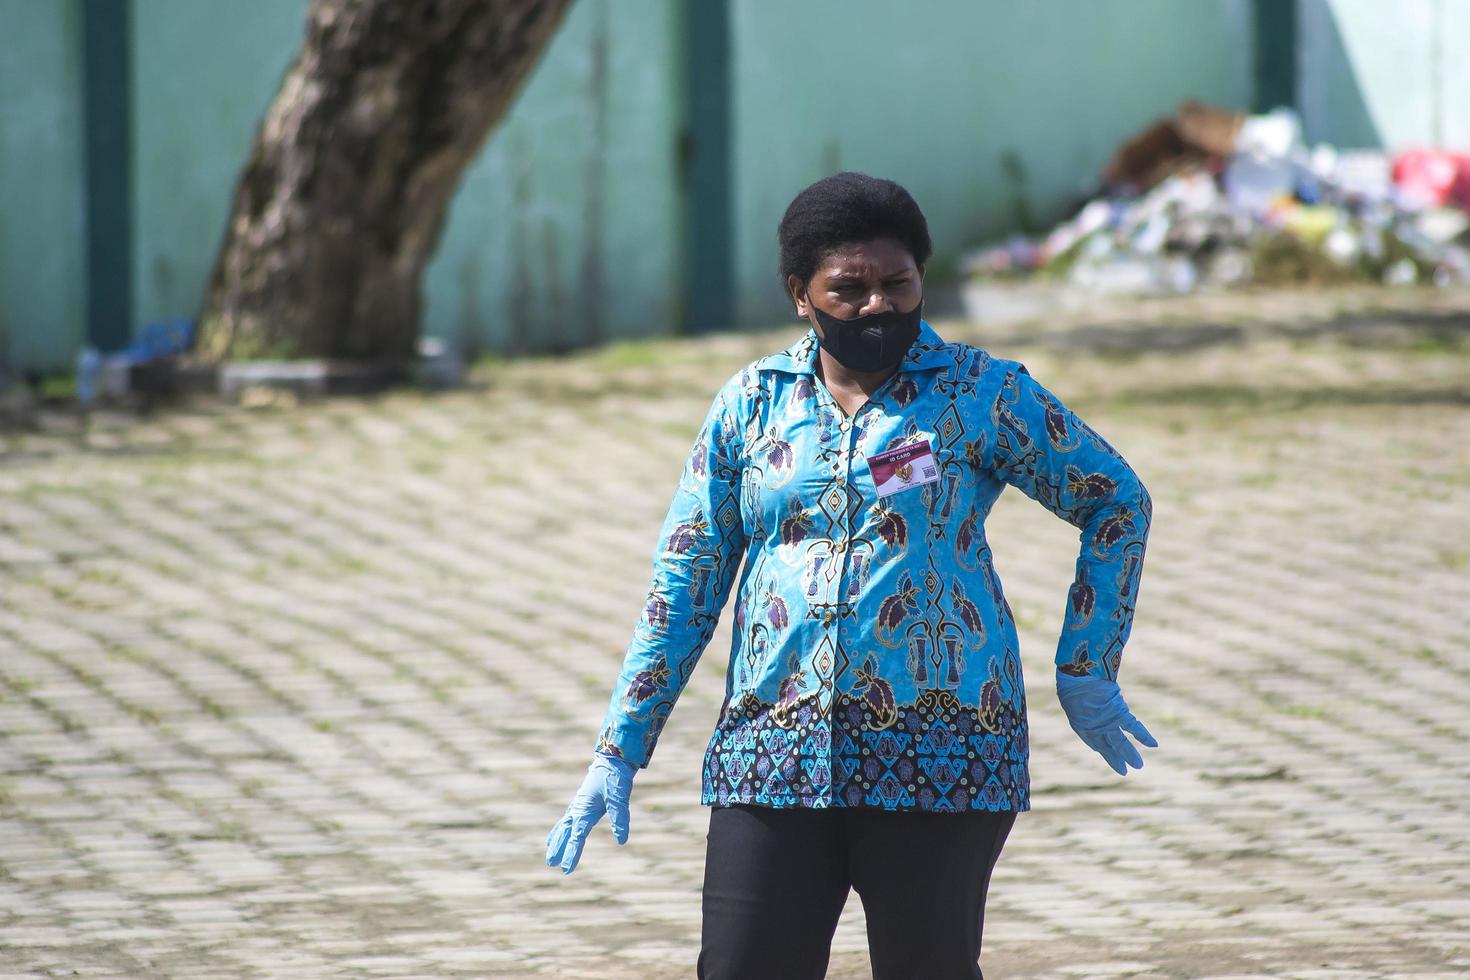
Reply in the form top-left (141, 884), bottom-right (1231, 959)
top-left (1392, 149), bottom-right (1470, 210)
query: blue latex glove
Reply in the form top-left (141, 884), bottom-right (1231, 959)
top-left (545, 752), bottom-right (635, 874)
top-left (1056, 672), bottom-right (1158, 776)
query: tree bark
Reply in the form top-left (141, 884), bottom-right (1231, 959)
top-left (195, 0), bottom-right (574, 365)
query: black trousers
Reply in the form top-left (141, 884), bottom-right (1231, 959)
top-left (697, 803), bottom-right (1017, 980)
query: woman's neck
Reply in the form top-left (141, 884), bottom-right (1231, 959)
top-left (815, 351), bottom-right (899, 416)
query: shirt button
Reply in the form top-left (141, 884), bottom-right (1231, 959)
top-left (832, 539), bottom-right (847, 553)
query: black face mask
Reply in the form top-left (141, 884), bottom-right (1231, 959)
top-left (807, 296), bottom-right (923, 373)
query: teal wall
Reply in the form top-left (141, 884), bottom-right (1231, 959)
top-left (130, 0), bottom-right (306, 335)
top-left (422, 0), bottom-right (684, 355)
top-left (0, 0), bottom-right (86, 374)
top-left (130, 0), bottom-right (684, 359)
top-left (728, 0), bottom-right (1254, 324)
top-left (5, 0), bottom-right (1470, 374)
top-left (1298, 0), bottom-right (1470, 149)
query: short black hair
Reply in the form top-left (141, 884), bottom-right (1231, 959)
top-left (777, 172), bottom-right (932, 286)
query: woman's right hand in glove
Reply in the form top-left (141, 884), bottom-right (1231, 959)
top-left (545, 752), bottom-right (635, 874)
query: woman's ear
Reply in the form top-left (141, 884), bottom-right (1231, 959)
top-left (786, 274), bottom-right (809, 319)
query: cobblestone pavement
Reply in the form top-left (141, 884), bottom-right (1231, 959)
top-left (1, 287), bottom-right (1468, 979)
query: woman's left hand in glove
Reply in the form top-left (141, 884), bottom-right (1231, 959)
top-left (1056, 672), bottom-right (1158, 775)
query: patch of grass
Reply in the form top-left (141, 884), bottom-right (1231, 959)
top-left (220, 333), bottom-right (304, 361)
top-left (56, 589), bottom-right (110, 611)
top-left (593, 337), bottom-right (691, 370)
top-left (127, 704), bottom-right (163, 725)
top-left (470, 351), bottom-right (507, 373)
top-left (246, 561), bottom-right (275, 582)
top-left (70, 665), bottom-right (104, 689)
top-left (329, 554), bottom-right (375, 575)
top-left (1089, 346), bottom-right (1150, 367)
top-left (8, 575), bottom-right (43, 597)
top-left (37, 374), bottom-right (78, 399)
top-left (1202, 765), bottom-right (1293, 784)
top-left (409, 454), bottom-right (446, 476)
top-left (1403, 333), bottom-right (1470, 355)
top-left (109, 645), bottom-right (152, 664)
top-left (14, 482), bottom-right (88, 500)
top-left (146, 558), bottom-right (182, 578)
top-left (1249, 232), bottom-right (1365, 287)
top-left (1323, 646), bottom-right (1394, 679)
top-left (312, 718), bottom-right (335, 733)
top-left (1435, 548), bottom-right (1469, 571)
top-left (1281, 703), bottom-right (1329, 720)
top-left (78, 565), bottom-right (124, 587)
top-left (1408, 645), bottom-right (1445, 666)
top-left (199, 699), bottom-right (233, 720)
top-left (196, 821), bottom-right (250, 842)
top-left (155, 785), bottom-right (189, 808)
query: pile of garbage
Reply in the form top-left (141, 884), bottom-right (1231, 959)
top-left (965, 101), bottom-right (1470, 300)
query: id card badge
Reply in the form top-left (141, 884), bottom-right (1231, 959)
top-left (866, 440), bottom-right (940, 497)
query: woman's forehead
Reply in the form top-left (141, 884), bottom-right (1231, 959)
top-left (813, 238), bottom-right (917, 278)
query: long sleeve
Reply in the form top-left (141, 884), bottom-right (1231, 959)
top-left (595, 380), bottom-right (749, 767)
top-left (986, 363), bottom-right (1151, 682)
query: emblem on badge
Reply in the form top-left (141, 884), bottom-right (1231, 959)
top-left (866, 440), bottom-right (939, 498)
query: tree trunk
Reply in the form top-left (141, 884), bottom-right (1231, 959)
top-left (195, 0), bottom-right (574, 365)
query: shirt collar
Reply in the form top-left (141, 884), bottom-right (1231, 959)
top-left (758, 319), bottom-right (953, 376)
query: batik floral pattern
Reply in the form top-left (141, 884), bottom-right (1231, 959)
top-left (596, 321), bottom-right (1151, 812)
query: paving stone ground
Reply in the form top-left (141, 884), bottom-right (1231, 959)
top-left (1, 286), bottom-right (1468, 979)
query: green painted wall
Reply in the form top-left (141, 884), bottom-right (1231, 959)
top-left (1298, 0), bottom-right (1470, 149)
top-left (422, 0), bottom-right (685, 355)
top-left (728, 0), bottom-right (1255, 325)
top-left (130, 0), bottom-right (306, 333)
top-left (8, 0), bottom-right (1470, 374)
top-left (128, 0), bottom-right (683, 359)
top-left (0, 0), bottom-right (86, 374)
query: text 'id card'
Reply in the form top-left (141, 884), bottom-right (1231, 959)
top-left (866, 440), bottom-right (939, 497)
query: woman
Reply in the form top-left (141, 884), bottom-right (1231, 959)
top-left (546, 172), bottom-right (1156, 979)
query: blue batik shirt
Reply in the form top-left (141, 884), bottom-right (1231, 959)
top-left (596, 320), bottom-right (1151, 812)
